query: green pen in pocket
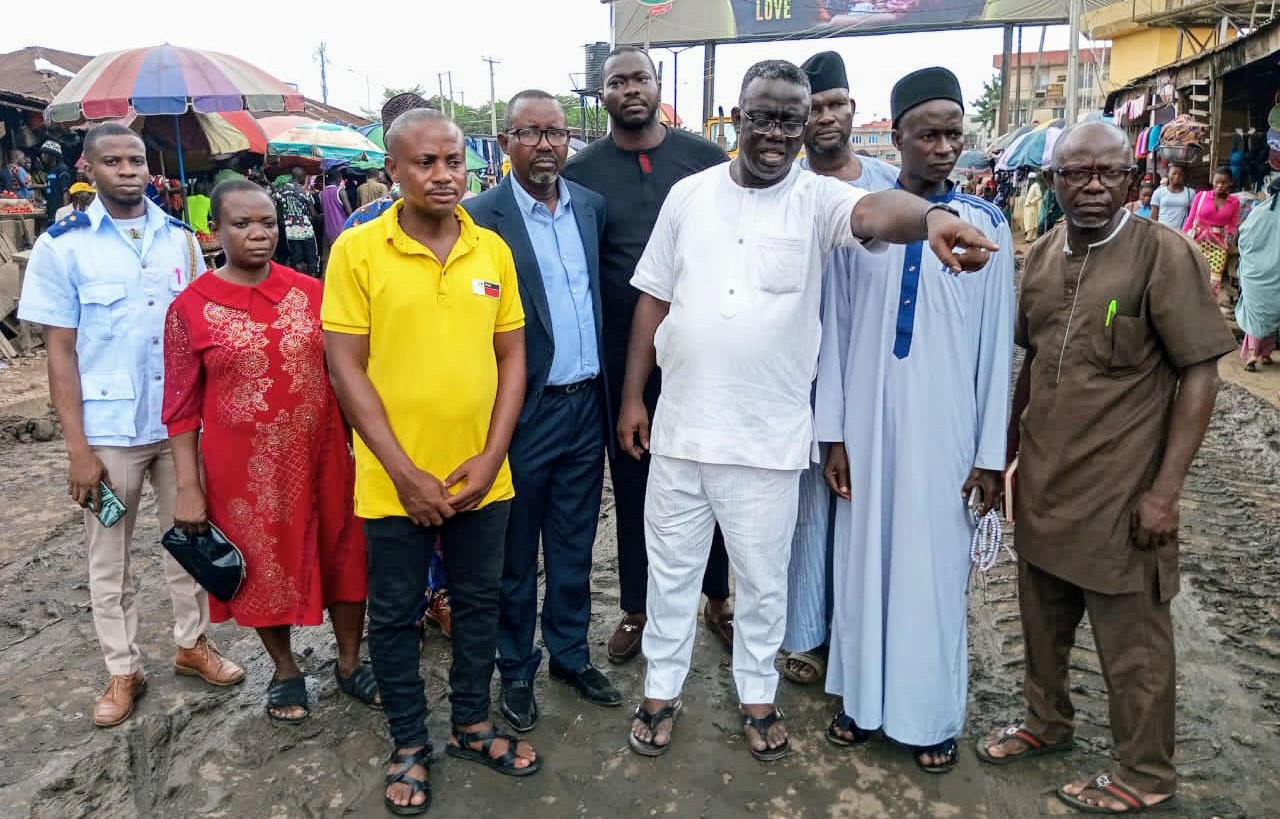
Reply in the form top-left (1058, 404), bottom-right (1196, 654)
top-left (1105, 299), bottom-right (1118, 327)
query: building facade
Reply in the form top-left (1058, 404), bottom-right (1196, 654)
top-left (992, 47), bottom-right (1111, 128)
top-left (849, 118), bottom-right (897, 164)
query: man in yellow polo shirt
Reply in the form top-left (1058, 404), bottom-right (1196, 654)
top-left (323, 108), bottom-right (536, 816)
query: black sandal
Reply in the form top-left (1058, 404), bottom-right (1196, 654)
top-left (446, 724), bottom-right (541, 777)
top-left (265, 675), bottom-right (309, 724)
top-left (628, 699), bottom-right (683, 757)
top-left (384, 746), bottom-right (431, 816)
top-left (914, 737), bottom-right (959, 774)
top-left (826, 711), bottom-right (871, 747)
top-left (743, 707), bottom-right (790, 762)
top-left (335, 662), bottom-right (382, 710)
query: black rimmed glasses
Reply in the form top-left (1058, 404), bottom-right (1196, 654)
top-left (506, 127), bottom-right (571, 147)
top-left (1053, 166), bottom-right (1136, 189)
top-left (744, 114), bottom-right (807, 138)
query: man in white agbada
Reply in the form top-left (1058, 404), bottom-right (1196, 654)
top-left (615, 59), bottom-right (1000, 763)
top-left (815, 66), bottom-right (1014, 773)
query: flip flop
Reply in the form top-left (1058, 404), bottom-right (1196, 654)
top-left (628, 699), bottom-right (683, 757)
top-left (975, 722), bottom-right (1074, 765)
top-left (781, 649), bottom-right (826, 684)
top-left (1056, 772), bottom-right (1178, 814)
top-left (743, 707), bottom-right (789, 762)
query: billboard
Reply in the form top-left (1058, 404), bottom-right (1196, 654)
top-left (614, 0), bottom-right (1093, 46)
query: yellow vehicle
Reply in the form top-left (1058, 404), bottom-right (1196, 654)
top-left (704, 108), bottom-right (738, 157)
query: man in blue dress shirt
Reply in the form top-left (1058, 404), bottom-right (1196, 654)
top-left (19, 123), bottom-right (245, 729)
top-left (463, 91), bottom-right (620, 731)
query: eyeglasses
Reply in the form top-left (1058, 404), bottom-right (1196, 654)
top-left (1052, 166), bottom-right (1136, 189)
top-left (744, 114), bottom-right (807, 139)
top-left (506, 127), bottom-right (571, 148)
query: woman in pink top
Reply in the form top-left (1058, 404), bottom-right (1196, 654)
top-left (1183, 167), bottom-right (1241, 294)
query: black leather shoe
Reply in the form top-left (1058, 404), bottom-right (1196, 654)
top-left (500, 679), bottom-right (538, 732)
top-left (549, 663), bottom-right (622, 707)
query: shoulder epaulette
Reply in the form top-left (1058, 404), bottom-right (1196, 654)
top-left (166, 216), bottom-right (195, 232)
top-left (45, 210), bottom-right (90, 238)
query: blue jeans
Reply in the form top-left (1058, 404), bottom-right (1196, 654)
top-left (365, 503), bottom-right (509, 749)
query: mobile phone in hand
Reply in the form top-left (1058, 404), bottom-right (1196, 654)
top-left (95, 481), bottom-right (127, 528)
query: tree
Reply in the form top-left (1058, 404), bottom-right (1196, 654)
top-left (971, 73), bottom-right (1002, 135)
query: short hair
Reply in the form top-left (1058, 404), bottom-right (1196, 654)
top-left (381, 91), bottom-right (435, 134)
top-left (603, 45), bottom-right (657, 78)
top-left (1051, 121), bottom-right (1128, 166)
top-left (1214, 165), bottom-right (1233, 179)
top-left (504, 89), bottom-right (559, 130)
top-left (83, 123), bottom-right (143, 159)
top-left (384, 107), bottom-right (460, 156)
top-left (210, 178), bottom-right (271, 222)
top-left (739, 60), bottom-right (810, 103)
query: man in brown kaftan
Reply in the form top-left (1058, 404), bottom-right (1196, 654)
top-left (977, 122), bottom-right (1235, 815)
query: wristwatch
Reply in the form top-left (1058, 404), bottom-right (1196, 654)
top-left (922, 203), bottom-right (961, 233)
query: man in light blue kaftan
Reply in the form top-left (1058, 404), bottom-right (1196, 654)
top-left (780, 51), bottom-right (901, 686)
top-left (814, 67), bottom-right (1014, 772)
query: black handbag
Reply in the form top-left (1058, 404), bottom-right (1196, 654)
top-left (160, 523), bottom-right (246, 603)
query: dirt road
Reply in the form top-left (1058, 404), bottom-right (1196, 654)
top-left (1, 353), bottom-right (1278, 819)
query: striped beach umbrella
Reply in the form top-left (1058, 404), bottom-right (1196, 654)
top-left (45, 44), bottom-right (304, 124)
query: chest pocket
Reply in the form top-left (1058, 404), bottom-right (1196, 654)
top-left (1089, 314), bottom-right (1154, 374)
top-left (754, 237), bottom-right (807, 294)
top-left (78, 282), bottom-right (128, 340)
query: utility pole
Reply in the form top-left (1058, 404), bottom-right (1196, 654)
top-left (482, 56), bottom-right (500, 135)
top-left (997, 26), bottom-right (1012, 136)
top-left (1065, 0), bottom-right (1083, 124)
top-left (314, 42), bottom-right (330, 104)
top-left (437, 72), bottom-right (456, 120)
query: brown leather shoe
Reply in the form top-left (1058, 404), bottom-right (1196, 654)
top-left (608, 613), bottom-right (646, 664)
top-left (174, 635), bottom-right (246, 687)
top-left (94, 671), bottom-right (146, 727)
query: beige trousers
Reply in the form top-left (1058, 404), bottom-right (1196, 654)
top-left (87, 441), bottom-right (210, 675)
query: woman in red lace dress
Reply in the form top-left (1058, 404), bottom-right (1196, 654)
top-left (163, 180), bottom-right (377, 722)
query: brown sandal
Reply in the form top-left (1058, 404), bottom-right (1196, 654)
top-left (702, 601), bottom-right (733, 650)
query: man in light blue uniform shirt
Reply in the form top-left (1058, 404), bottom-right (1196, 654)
top-left (18, 123), bottom-right (245, 730)
top-left (462, 91), bottom-right (620, 731)
top-left (780, 51), bottom-right (902, 689)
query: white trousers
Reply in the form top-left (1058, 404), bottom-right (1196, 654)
top-left (642, 455), bottom-right (801, 704)
top-left (88, 442), bottom-right (210, 675)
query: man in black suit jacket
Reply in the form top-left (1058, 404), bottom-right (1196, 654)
top-left (463, 91), bottom-right (620, 732)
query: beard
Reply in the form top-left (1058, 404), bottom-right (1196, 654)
top-left (528, 168), bottom-right (558, 187)
top-left (612, 105), bottom-right (658, 132)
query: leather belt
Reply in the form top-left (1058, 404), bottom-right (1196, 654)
top-left (544, 376), bottom-right (598, 395)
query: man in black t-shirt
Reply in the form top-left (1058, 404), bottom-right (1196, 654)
top-left (562, 45), bottom-right (733, 665)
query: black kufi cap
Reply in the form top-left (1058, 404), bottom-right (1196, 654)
top-left (890, 67), bottom-right (964, 125)
top-left (800, 51), bottom-right (848, 95)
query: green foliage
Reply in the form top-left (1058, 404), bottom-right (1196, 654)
top-left (971, 73), bottom-right (1002, 133)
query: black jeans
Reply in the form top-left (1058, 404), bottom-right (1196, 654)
top-left (365, 503), bottom-right (509, 749)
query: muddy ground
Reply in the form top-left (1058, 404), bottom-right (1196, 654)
top-left (0, 351), bottom-right (1278, 819)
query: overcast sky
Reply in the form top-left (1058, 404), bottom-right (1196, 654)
top-left (2, 0), bottom-right (1089, 128)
